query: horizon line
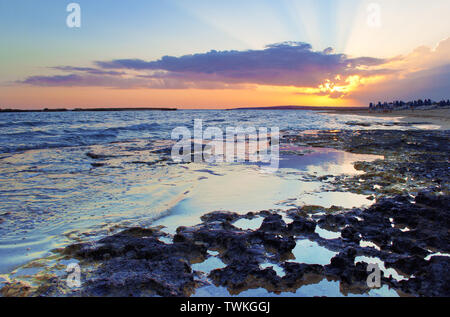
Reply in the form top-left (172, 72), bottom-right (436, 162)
top-left (0, 105), bottom-right (369, 112)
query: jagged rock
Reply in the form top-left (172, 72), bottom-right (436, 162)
top-left (259, 214), bottom-right (286, 233)
top-left (288, 216), bottom-right (316, 234)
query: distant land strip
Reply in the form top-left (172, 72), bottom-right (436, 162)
top-left (0, 107), bottom-right (178, 113)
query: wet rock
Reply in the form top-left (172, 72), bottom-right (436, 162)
top-left (175, 221), bottom-right (241, 249)
top-left (80, 256), bottom-right (196, 297)
top-left (288, 216), bottom-right (316, 234)
top-left (391, 237), bottom-right (428, 257)
top-left (328, 247), bottom-right (357, 271)
top-left (86, 152), bottom-right (108, 159)
top-left (91, 162), bottom-right (106, 168)
top-left (398, 256), bottom-right (450, 296)
top-left (341, 226), bottom-right (360, 243)
top-left (55, 226), bottom-right (207, 297)
top-left (0, 281), bottom-right (32, 297)
top-left (220, 237), bottom-right (265, 265)
top-left (259, 214), bottom-right (286, 233)
top-left (325, 247), bottom-right (369, 286)
top-left (345, 121), bottom-right (372, 127)
top-left (415, 190), bottom-right (450, 210)
top-left (384, 255), bottom-right (427, 276)
top-left (251, 232), bottom-right (296, 255)
top-left (281, 262), bottom-right (324, 289)
top-left (200, 211), bottom-right (240, 223)
top-left (209, 263), bottom-right (280, 294)
top-left (317, 214), bottom-right (346, 231)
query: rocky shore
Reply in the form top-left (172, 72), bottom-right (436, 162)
top-left (1, 129), bottom-right (449, 297)
top-left (324, 107), bottom-right (450, 130)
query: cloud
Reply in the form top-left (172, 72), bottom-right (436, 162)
top-left (349, 38), bottom-right (450, 102)
top-left (18, 39), bottom-right (450, 102)
top-left (19, 72), bottom-right (155, 89)
top-left (94, 41), bottom-right (388, 88)
top-left (50, 66), bottom-right (126, 76)
top-left (19, 70), bottom-right (246, 90)
top-left (21, 74), bottom-right (85, 86)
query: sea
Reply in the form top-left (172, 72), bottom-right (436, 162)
top-left (0, 109), bottom-right (438, 296)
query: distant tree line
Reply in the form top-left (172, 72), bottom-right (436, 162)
top-left (369, 99), bottom-right (450, 112)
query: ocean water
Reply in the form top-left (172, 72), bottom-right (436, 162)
top-left (0, 109), bottom-right (411, 155)
top-left (0, 110), bottom-right (426, 296)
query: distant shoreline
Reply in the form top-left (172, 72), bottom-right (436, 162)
top-left (0, 106), bottom-right (368, 113)
top-left (0, 106), bottom-right (368, 112)
top-left (0, 107), bottom-right (177, 113)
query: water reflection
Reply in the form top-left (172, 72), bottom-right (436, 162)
top-left (288, 239), bottom-right (338, 265)
top-left (233, 217), bottom-right (264, 231)
top-left (193, 280), bottom-right (399, 297)
top-left (1, 139), bottom-right (383, 297)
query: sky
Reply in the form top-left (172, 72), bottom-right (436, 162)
top-left (1, 0), bottom-right (449, 109)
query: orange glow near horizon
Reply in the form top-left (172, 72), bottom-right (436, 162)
top-left (0, 85), bottom-right (361, 110)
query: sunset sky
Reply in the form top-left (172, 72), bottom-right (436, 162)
top-left (1, 0), bottom-right (449, 109)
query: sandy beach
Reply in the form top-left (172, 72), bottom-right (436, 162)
top-left (324, 107), bottom-right (450, 130)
